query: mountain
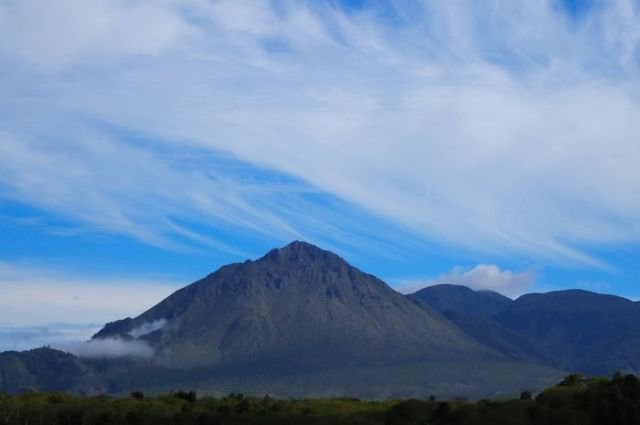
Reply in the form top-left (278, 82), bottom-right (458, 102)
top-left (410, 284), bottom-right (511, 318)
top-left (411, 285), bottom-right (640, 374)
top-left (0, 242), bottom-right (563, 398)
top-left (95, 241), bottom-right (492, 369)
top-left (410, 285), bottom-right (552, 364)
top-left (493, 289), bottom-right (640, 374)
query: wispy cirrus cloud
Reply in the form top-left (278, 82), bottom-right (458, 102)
top-left (0, 0), bottom-right (639, 267)
top-left (0, 0), bottom-right (195, 68)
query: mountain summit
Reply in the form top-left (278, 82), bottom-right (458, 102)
top-left (261, 240), bottom-right (344, 264)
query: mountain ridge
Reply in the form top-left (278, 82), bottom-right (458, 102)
top-left (10, 241), bottom-right (631, 398)
top-left (412, 284), bottom-right (640, 375)
top-left (410, 283), bottom-right (512, 318)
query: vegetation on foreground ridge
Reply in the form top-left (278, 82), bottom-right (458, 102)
top-left (1, 373), bottom-right (639, 425)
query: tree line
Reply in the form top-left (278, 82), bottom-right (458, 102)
top-left (1, 373), bottom-right (639, 425)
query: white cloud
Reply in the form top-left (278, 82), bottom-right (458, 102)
top-left (0, 0), bottom-right (195, 68)
top-left (56, 337), bottom-right (154, 358)
top-left (0, 263), bottom-right (183, 352)
top-left (129, 319), bottom-right (168, 339)
top-left (0, 323), bottom-right (102, 352)
top-left (0, 1), bottom-right (639, 266)
top-left (416, 264), bottom-right (536, 298)
top-left (0, 262), bottom-right (181, 327)
top-left (0, 131), bottom-right (308, 251)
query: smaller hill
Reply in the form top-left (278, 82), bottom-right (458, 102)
top-left (494, 289), bottom-right (640, 374)
top-left (410, 284), bottom-right (550, 364)
top-left (410, 284), bottom-right (511, 318)
top-left (0, 347), bottom-right (103, 394)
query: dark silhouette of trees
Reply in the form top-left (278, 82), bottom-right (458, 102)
top-left (0, 373), bottom-right (639, 425)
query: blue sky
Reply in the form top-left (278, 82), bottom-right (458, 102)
top-left (1, 0), bottom-right (640, 350)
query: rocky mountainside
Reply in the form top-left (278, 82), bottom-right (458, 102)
top-left (95, 241), bottom-right (492, 371)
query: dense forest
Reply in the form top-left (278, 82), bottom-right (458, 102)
top-left (0, 373), bottom-right (639, 425)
